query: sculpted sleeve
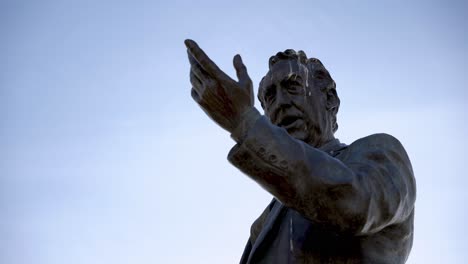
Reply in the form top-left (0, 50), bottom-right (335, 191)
top-left (228, 116), bottom-right (416, 235)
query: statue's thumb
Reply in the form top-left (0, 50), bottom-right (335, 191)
top-left (233, 54), bottom-right (252, 87)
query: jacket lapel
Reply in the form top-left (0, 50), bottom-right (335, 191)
top-left (247, 199), bottom-right (285, 263)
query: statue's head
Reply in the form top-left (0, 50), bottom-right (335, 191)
top-left (258, 49), bottom-right (340, 147)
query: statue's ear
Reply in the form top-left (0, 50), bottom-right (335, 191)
top-left (325, 88), bottom-right (340, 114)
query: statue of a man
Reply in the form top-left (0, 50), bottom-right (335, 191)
top-left (185, 39), bottom-right (416, 264)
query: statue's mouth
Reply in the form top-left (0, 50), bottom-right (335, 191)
top-left (278, 115), bottom-right (303, 129)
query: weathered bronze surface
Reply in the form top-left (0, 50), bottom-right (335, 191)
top-left (186, 39), bottom-right (416, 264)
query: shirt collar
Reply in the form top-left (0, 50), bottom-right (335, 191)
top-left (319, 138), bottom-right (347, 156)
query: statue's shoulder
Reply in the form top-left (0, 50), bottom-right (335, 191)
top-left (351, 133), bottom-right (404, 149)
top-left (343, 133), bottom-right (409, 161)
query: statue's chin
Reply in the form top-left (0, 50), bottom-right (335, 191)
top-left (289, 130), bottom-right (323, 148)
top-left (287, 129), bottom-right (308, 142)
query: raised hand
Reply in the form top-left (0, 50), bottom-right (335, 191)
top-left (185, 39), bottom-right (254, 133)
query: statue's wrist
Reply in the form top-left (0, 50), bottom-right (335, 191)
top-left (231, 107), bottom-right (261, 143)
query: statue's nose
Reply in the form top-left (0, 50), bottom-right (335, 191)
top-left (270, 88), bottom-right (294, 123)
top-left (275, 88), bottom-right (293, 108)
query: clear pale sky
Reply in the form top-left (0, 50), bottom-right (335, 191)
top-left (2, 0), bottom-right (467, 263)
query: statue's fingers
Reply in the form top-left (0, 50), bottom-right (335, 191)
top-left (185, 39), bottom-right (229, 80)
top-left (191, 87), bottom-right (212, 115)
top-left (190, 72), bottom-right (203, 93)
top-left (187, 49), bottom-right (199, 65)
top-left (191, 88), bottom-right (201, 103)
top-left (190, 63), bottom-right (209, 83)
top-left (190, 72), bottom-right (220, 106)
top-left (188, 50), bottom-right (208, 78)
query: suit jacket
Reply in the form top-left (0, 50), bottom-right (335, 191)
top-left (228, 116), bottom-right (416, 264)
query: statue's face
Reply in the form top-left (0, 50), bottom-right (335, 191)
top-left (260, 59), bottom-right (333, 147)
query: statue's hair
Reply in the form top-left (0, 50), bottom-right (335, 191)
top-left (268, 49), bottom-right (309, 68)
top-left (258, 49), bottom-right (340, 132)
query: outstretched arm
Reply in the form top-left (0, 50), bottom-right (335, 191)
top-left (228, 115), bottom-right (416, 235)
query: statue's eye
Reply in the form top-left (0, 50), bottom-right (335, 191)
top-left (287, 80), bottom-right (303, 94)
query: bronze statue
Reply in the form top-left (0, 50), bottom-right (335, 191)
top-left (185, 39), bottom-right (416, 263)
